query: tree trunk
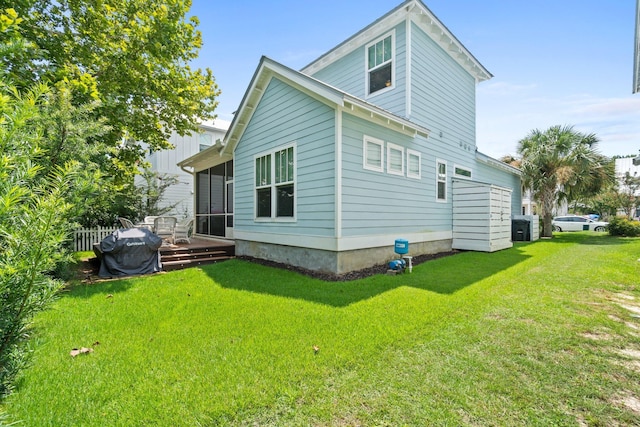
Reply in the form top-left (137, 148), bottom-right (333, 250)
top-left (542, 212), bottom-right (554, 238)
top-left (540, 187), bottom-right (556, 238)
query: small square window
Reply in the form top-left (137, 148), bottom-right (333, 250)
top-left (407, 149), bottom-right (421, 179)
top-left (387, 143), bottom-right (404, 176)
top-left (363, 136), bottom-right (384, 172)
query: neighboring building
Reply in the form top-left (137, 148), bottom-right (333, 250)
top-left (179, 0), bottom-right (522, 274)
top-left (521, 188), bottom-right (538, 216)
top-left (616, 157), bottom-right (640, 186)
top-left (616, 157), bottom-right (640, 218)
top-left (141, 119), bottom-right (230, 218)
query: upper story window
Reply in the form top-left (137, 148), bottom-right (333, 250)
top-left (366, 32), bottom-right (394, 96)
top-left (199, 132), bottom-right (213, 152)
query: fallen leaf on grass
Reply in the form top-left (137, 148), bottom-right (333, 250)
top-left (70, 347), bottom-right (93, 357)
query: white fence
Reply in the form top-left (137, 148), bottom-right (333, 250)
top-left (73, 226), bottom-right (118, 252)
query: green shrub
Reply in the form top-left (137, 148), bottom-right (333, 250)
top-left (608, 216), bottom-right (640, 237)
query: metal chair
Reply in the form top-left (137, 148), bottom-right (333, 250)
top-left (173, 218), bottom-right (194, 244)
top-left (118, 217), bottom-right (135, 229)
top-left (153, 216), bottom-right (177, 244)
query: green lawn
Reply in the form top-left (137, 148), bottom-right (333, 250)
top-left (2, 233), bottom-right (640, 425)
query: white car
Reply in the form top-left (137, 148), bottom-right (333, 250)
top-left (552, 215), bottom-right (608, 232)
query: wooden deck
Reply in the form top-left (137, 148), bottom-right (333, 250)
top-left (160, 237), bottom-right (235, 271)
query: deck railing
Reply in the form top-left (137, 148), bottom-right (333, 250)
top-left (73, 226), bottom-right (118, 252)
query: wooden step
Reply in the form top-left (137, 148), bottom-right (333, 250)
top-left (161, 250), bottom-right (230, 263)
top-left (156, 238), bottom-right (235, 272)
top-left (161, 255), bottom-right (232, 271)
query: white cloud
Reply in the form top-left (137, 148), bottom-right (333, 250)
top-left (477, 90), bottom-right (640, 159)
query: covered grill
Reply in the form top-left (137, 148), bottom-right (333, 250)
top-left (98, 228), bottom-right (163, 278)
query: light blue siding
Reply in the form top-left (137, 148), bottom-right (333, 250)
top-left (340, 113), bottom-right (452, 236)
top-left (234, 77), bottom-right (336, 237)
top-left (474, 161), bottom-right (522, 215)
top-left (310, 23), bottom-right (407, 118)
top-left (410, 21), bottom-right (476, 145)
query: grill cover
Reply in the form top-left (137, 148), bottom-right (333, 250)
top-left (98, 228), bottom-right (163, 277)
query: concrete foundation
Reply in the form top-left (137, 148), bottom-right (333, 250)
top-left (235, 238), bottom-right (452, 275)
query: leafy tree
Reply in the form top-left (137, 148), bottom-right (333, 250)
top-left (615, 172), bottom-right (640, 219)
top-left (2, 0), bottom-right (220, 179)
top-left (517, 125), bottom-right (614, 238)
top-left (0, 80), bottom-right (80, 398)
top-left (0, 10), bottom-right (92, 398)
top-left (134, 169), bottom-right (182, 218)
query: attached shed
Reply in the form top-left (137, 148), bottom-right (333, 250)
top-left (452, 179), bottom-right (513, 252)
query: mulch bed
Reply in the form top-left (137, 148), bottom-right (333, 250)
top-left (237, 250), bottom-right (459, 282)
top-left (77, 251), bottom-right (460, 283)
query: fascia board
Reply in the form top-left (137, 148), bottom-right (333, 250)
top-left (476, 151), bottom-right (522, 176)
top-left (221, 57), bottom-right (345, 157)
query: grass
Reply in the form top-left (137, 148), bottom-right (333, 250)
top-left (2, 232), bottom-right (640, 425)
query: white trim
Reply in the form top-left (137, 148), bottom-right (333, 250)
top-left (406, 16), bottom-right (412, 118)
top-left (436, 158), bottom-right (447, 202)
top-left (453, 164), bottom-right (472, 180)
top-left (335, 108), bottom-right (343, 239)
top-left (233, 229), bottom-right (452, 252)
top-left (365, 30), bottom-right (396, 99)
top-left (407, 148), bottom-right (421, 179)
top-left (386, 142), bottom-right (405, 176)
top-left (363, 135), bottom-right (385, 173)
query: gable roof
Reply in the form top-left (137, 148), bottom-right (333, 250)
top-left (301, 0), bottom-right (492, 83)
top-left (220, 56), bottom-right (431, 157)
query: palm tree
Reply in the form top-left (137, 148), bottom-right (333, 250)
top-left (517, 125), bottom-right (613, 238)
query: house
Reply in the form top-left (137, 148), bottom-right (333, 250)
top-left (178, 0), bottom-right (522, 274)
top-left (615, 156), bottom-right (640, 218)
top-left (140, 119), bottom-right (230, 218)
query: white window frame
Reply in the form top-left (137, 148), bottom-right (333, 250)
top-left (254, 143), bottom-right (296, 222)
top-left (386, 143), bottom-right (404, 176)
top-left (363, 136), bottom-right (384, 173)
top-left (407, 149), bottom-right (421, 179)
top-left (454, 164), bottom-right (472, 180)
top-left (365, 31), bottom-right (395, 98)
top-left (436, 159), bottom-right (447, 202)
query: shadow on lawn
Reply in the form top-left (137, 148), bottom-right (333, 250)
top-left (62, 257), bottom-right (137, 299)
top-left (205, 245), bottom-right (532, 307)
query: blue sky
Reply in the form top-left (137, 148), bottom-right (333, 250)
top-left (189, 0), bottom-right (639, 159)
